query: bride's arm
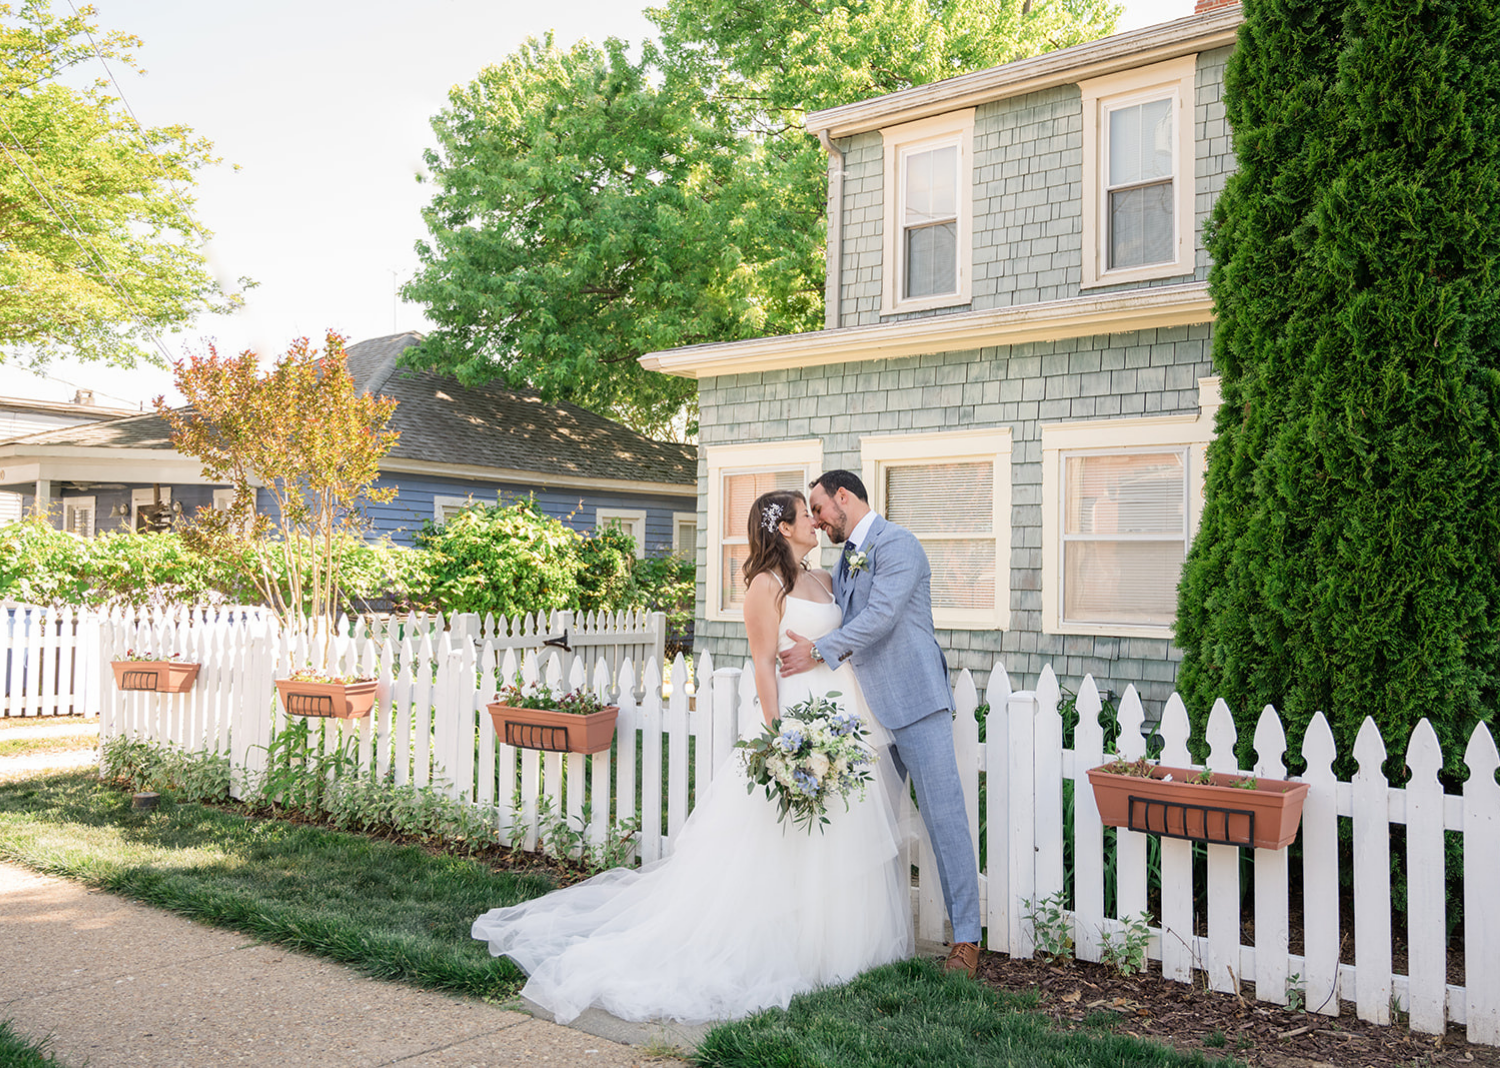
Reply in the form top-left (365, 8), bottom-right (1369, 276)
top-left (743, 573), bottom-right (783, 728)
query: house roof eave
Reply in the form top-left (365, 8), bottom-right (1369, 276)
top-left (806, 7), bottom-right (1243, 140)
top-left (640, 281), bottom-right (1214, 379)
top-left (377, 457), bottom-right (695, 498)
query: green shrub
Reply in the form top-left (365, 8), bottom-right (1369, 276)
top-left (572, 521), bottom-right (639, 615)
top-left (0, 518), bottom-right (89, 605)
top-left (413, 497), bottom-right (581, 618)
top-left (85, 528), bottom-right (226, 607)
top-left (633, 552), bottom-right (694, 634)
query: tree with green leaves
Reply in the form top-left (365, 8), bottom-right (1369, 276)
top-left (1175, 0), bottom-right (1500, 778)
top-left (404, 0), bottom-right (1119, 438)
top-left (0, 0), bottom-right (240, 366)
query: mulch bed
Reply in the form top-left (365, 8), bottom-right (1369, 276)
top-left (974, 949), bottom-right (1499, 1068)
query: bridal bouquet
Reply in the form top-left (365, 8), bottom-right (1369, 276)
top-left (736, 692), bottom-right (877, 834)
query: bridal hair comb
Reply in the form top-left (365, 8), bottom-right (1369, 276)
top-left (761, 503), bottom-right (783, 534)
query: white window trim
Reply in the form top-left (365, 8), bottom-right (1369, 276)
top-left (434, 493), bottom-right (485, 522)
top-left (213, 487), bottom-right (257, 535)
top-left (880, 109), bottom-right (976, 317)
top-left (595, 507), bottom-right (648, 558)
top-left (1040, 376), bottom-right (1220, 639)
top-left (1080, 55), bottom-right (1197, 289)
top-left (64, 496), bottom-right (96, 539)
top-left (130, 487), bottom-right (171, 532)
top-left (705, 439), bottom-right (824, 623)
top-left (861, 428), bottom-right (1012, 631)
top-left (672, 511), bottom-right (698, 558)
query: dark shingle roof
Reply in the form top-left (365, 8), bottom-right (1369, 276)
top-left (352, 334), bottom-right (694, 486)
top-left (4, 410), bottom-right (177, 449)
top-left (3, 333), bottom-right (696, 488)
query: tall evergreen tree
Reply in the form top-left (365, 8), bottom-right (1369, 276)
top-left (1176, 0), bottom-right (1500, 777)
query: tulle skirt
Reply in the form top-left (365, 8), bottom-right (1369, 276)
top-left (471, 751), bottom-right (913, 1023)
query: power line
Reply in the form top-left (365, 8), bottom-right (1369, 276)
top-left (0, 113), bottom-right (176, 363)
top-left (63, 0), bottom-right (200, 223)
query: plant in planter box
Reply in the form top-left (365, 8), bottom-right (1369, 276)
top-left (274, 669), bottom-right (380, 720)
top-left (159, 332), bottom-right (399, 713)
top-left (1085, 754), bottom-right (1309, 851)
top-left (110, 649), bottom-right (201, 693)
top-left (487, 679), bottom-right (619, 755)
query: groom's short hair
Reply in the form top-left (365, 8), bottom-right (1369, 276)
top-left (810, 470), bottom-right (868, 502)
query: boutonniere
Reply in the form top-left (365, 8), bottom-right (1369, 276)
top-left (846, 548), bottom-right (869, 574)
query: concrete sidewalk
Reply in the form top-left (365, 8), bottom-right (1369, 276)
top-left (0, 862), bottom-right (692, 1067)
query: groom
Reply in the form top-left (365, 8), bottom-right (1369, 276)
top-left (780, 470), bottom-right (982, 977)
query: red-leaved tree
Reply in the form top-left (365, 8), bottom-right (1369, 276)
top-left (158, 332), bottom-right (399, 650)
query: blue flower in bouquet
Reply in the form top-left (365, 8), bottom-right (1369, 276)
top-left (829, 711), bottom-right (862, 737)
top-left (734, 690), bottom-right (879, 834)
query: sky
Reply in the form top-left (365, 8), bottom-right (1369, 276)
top-left (0, 0), bottom-right (1195, 412)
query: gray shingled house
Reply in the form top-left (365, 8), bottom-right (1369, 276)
top-left (642, 2), bottom-right (1239, 712)
top-left (0, 332), bottom-right (697, 557)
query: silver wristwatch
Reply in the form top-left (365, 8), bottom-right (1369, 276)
top-left (810, 644), bottom-right (824, 663)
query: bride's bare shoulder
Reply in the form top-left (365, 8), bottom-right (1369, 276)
top-left (806, 569), bottom-right (834, 594)
top-left (744, 570), bottom-right (781, 601)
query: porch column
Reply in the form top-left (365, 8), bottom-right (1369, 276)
top-left (33, 478), bottom-right (52, 526)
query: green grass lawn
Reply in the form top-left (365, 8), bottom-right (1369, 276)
top-left (697, 959), bottom-right (1240, 1068)
top-left (0, 770), bottom-right (551, 1000)
top-left (0, 770), bottom-right (1242, 1068)
top-left (0, 1020), bottom-right (66, 1068)
top-left (0, 734), bottom-right (96, 760)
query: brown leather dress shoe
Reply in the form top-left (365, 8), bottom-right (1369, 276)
top-left (943, 941), bottom-right (979, 978)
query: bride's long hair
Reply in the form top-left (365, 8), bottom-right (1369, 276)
top-left (742, 489), bottom-right (807, 609)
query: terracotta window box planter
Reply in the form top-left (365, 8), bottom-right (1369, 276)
top-left (111, 660), bottom-right (201, 693)
top-left (276, 678), bottom-right (378, 720)
top-left (486, 702), bottom-right (620, 755)
top-left (1085, 763), bottom-right (1310, 851)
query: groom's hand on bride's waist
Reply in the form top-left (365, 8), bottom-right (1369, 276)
top-left (779, 631), bottom-right (817, 676)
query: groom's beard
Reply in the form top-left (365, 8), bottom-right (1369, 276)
top-left (822, 506), bottom-right (849, 543)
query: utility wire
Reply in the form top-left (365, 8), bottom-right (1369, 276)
top-left (0, 113), bottom-right (176, 363)
top-left (63, 0), bottom-right (200, 223)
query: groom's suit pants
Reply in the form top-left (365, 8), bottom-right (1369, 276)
top-left (886, 708), bottom-right (982, 945)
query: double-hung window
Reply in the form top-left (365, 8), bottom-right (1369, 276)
top-left (861, 429), bottom-right (1011, 630)
top-left (64, 496), bottom-right (95, 538)
top-left (596, 508), bottom-right (648, 558)
top-left (1080, 56), bottom-right (1196, 287)
top-left (672, 512), bottom-right (697, 558)
top-left (705, 440), bottom-right (822, 620)
top-left (881, 110), bottom-right (975, 315)
top-left (1040, 378), bottom-right (1219, 638)
top-left (1061, 450), bottom-right (1188, 628)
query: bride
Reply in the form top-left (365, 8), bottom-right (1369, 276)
top-left (470, 489), bottom-right (913, 1024)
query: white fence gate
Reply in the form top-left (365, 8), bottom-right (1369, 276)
top-left (95, 612), bottom-right (1500, 1047)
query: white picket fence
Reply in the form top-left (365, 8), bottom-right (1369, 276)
top-left (0, 605), bottom-right (102, 717)
top-left (99, 606), bottom-right (718, 866)
top-left (95, 609), bottom-right (1500, 1047)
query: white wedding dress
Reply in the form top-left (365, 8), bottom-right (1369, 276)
top-left (470, 592), bottom-right (913, 1023)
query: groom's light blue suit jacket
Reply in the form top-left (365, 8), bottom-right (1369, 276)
top-left (812, 514), bottom-right (954, 731)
